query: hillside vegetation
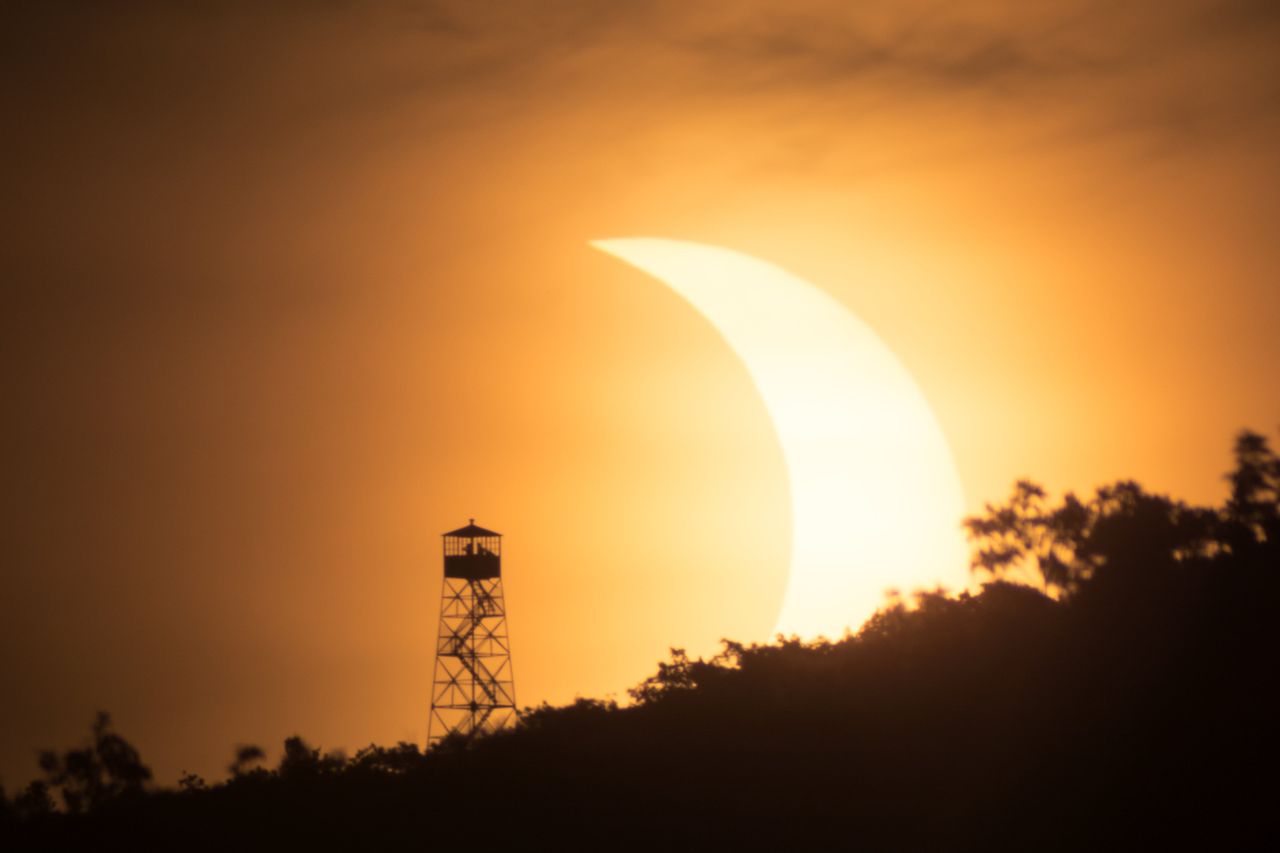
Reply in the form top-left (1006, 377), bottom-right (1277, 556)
top-left (3, 431), bottom-right (1277, 851)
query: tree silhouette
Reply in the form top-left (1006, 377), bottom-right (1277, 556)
top-left (227, 744), bottom-right (266, 778)
top-left (1225, 429), bottom-right (1280, 552)
top-left (276, 736), bottom-right (345, 781)
top-left (964, 473), bottom-right (1229, 598)
top-left (36, 712), bottom-right (151, 814)
top-left (9, 781), bottom-right (55, 820)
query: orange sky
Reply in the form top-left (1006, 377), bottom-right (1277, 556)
top-left (3, 0), bottom-right (1279, 788)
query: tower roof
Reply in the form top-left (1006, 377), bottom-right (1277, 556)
top-left (443, 520), bottom-right (501, 538)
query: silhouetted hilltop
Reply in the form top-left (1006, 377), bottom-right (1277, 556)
top-left (3, 431), bottom-right (1277, 851)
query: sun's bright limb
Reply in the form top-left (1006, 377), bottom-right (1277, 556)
top-left (593, 238), bottom-right (970, 639)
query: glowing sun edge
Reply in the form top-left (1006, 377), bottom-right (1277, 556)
top-left (593, 238), bottom-right (970, 640)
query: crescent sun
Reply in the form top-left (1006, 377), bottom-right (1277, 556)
top-left (592, 237), bottom-right (970, 639)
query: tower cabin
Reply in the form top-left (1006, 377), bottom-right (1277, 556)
top-left (443, 519), bottom-right (502, 581)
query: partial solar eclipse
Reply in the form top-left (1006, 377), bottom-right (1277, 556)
top-left (593, 238), bottom-right (969, 639)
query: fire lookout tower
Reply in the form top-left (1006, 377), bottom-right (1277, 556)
top-left (428, 520), bottom-right (516, 748)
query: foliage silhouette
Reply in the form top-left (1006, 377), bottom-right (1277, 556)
top-left (2, 429), bottom-right (1276, 851)
top-left (8, 781), bottom-right (55, 821)
top-left (176, 771), bottom-right (207, 793)
top-left (35, 712), bottom-right (151, 815)
top-left (227, 744), bottom-right (265, 779)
